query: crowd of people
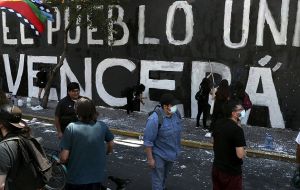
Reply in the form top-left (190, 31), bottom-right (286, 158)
top-left (0, 78), bottom-right (298, 190)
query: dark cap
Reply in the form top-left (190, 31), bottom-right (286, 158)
top-left (67, 82), bottom-right (80, 91)
top-left (160, 93), bottom-right (180, 106)
top-left (0, 105), bottom-right (26, 128)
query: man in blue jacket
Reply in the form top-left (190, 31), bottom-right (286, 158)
top-left (143, 93), bottom-right (182, 190)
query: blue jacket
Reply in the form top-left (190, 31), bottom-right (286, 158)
top-left (143, 108), bottom-right (182, 161)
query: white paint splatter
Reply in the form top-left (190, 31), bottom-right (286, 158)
top-left (272, 62), bottom-right (282, 72)
top-left (258, 55), bottom-right (272, 66)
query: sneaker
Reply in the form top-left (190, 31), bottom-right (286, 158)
top-left (205, 132), bottom-right (212, 138)
top-left (31, 105), bottom-right (43, 111)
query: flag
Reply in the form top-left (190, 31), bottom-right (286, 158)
top-left (0, 0), bottom-right (54, 35)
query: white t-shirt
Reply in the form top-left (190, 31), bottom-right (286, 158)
top-left (296, 132), bottom-right (300, 144)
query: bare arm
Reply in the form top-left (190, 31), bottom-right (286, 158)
top-left (139, 94), bottom-right (145, 105)
top-left (145, 147), bottom-right (155, 168)
top-left (106, 141), bottom-right (114, 154)
top-left (0, 175), bottom-right (6, 190)
top-left (55, 116), bottom-right (63, 139)
top-left (236, 147), bottom-right (246, 159)
top-left (59, 149), bottom-right (70, 164)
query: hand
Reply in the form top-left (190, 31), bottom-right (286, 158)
top-left (147, 158), bottom-right (155, 169)
top-left (57, 132), bottom-right (63, 139)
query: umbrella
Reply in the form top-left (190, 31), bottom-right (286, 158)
top-left (0, 0), bottom-right (54, 35)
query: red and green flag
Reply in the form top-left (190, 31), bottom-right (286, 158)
top-left (0, 0), bottom-right (54, 35)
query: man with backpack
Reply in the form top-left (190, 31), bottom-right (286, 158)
top-left (0, 104), bottom-right (51, 190)
top-left (143, 93), bottom-right (182, 190)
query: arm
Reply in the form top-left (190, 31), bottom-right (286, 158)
top-left (59, 126), bottom-right (72, 163)
top-left (59, 149), bottom-right (70, 164)
top-left (145, 147), bottom-right (155, 169)
top-left (55, 116), bottom-right (63, 139)
top-left (0, 175), bottom-right (6, 190)
top-left (234, 128), bottom-right (247, 159)
top-left (106, 141), bottom-right (114, 155)
top-left (236, 147), bottom-right (246, 159)
top-left (143, 114), bottom-right (159, 169)
top-left (139, 93), bottom-right (145, 105)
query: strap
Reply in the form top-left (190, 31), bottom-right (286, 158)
top-left (154, 109), bottom-right (163, 129)
top-left (1, 137), bottom-right (20, 143)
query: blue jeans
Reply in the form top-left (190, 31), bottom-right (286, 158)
top-left (152, 155), bottom-right (174, 190)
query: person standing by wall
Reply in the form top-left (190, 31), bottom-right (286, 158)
top-left (232, 81), bottom-right (252, 125)
top-left (59, 97), bottom-right (114, 190)
top-left (195, 78), bottom-right (211, 129)
top-left (143, 93), bottom-right (182, 190)
top-left (211, 100), bottom-right (246, 190)
top-left (36, 68), bottom-right (48, 102)
top-left (125, 84), bottom-right (146, 115)
top-left (55, 82), bottom-right (81, 139)
top-left (211, 79), bottom-right (231, 125)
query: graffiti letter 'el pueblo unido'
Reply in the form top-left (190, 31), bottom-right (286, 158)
top-left (1, 0), bottom-right (300, 129)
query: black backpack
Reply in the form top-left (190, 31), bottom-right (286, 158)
top-left (3, 136), bottom-right (52, 189)
top-left (195, 88), bottom-right (206, 102)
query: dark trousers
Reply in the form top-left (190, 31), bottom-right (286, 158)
top-left (212, 166), bottom-right (242, 190)
top-left (126, 96), bottom-right (134, 114)
top-left (65, 183), bottom-right (105, 190)
top-left (196, 103), bottom-right (210, 128)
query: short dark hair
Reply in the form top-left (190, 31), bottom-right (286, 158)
top-left (138, 84), bottom-right (145, 92)
top-left (160, 93), bottom-right (179, 106)
top-left (75, 97), bottom-right (98, 123)
top-left (222, 100), bottom-right (242, 118)
top-left (67, 82), bottom-right (80, 92)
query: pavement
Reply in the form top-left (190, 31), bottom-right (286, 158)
top-left (20, 97), bottom-right (298, 162)
top-left (29, 124), bottom-right (298, 190)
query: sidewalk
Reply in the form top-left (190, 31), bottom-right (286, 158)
top-left (21, 97), bottom-right (297, 162)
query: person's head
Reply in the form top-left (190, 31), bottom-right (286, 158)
top-left (160, 93), bottom-right (179, 116)
top-left (200, 78), bottom-right (210, 89)
top-left (0, 105), bottom-right (30, 139)
top-left (233, 81), bottom-right (245, 99)
top-left (223, 100), bottom-right (245, 122)
top-left (75, 97), bottom-right (98, 123)
top-left (67, 82), bottom-right (80, 100)
top-left (216, 79), bottom-right (230, 101)
top-left (219, 79), bottom-right (229, 89)
top-left (138, 84), bottom-right (145, 92)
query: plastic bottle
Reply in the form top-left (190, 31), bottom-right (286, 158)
top-left (264, 133), bottom-right (274, 150)
top-left (17, 99), bottom-right (23, 107)
top-left (26, 97), bottom-right (32, 107)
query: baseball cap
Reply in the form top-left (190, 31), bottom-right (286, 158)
top-left (160, 93), bottom-right (180, 106)
top-left (0, 105), bottom-right (26, 129)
